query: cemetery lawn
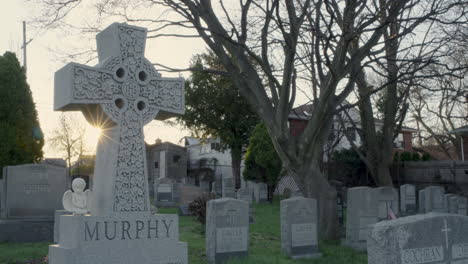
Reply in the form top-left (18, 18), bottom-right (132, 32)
top-left (0, 199), bottom-right (366, 264)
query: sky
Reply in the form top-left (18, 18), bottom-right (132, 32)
top-left (0, 0), bottom-right (209, 159)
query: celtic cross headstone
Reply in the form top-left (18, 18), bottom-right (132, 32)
top-left (55, 23), bottom-right (184, 215)
top-left (49, 23), bottom-right (187, 264)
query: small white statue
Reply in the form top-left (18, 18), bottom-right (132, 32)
top-left (63, 178), bottom-right (92, 214)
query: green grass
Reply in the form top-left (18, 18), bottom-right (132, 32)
top-left (0, 242), bottom-right (49, 264)
top-left (0, 201), bottom-right (366, 264)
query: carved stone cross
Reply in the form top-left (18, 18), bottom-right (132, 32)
top-left (54, 23), bottom-right (184, 215)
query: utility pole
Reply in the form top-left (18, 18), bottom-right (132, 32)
top-left (21, 21), bottom-right (33, 74)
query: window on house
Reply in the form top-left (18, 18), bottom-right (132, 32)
top-left (154, 162), bottom-right (159, 168)
top-left (211, 143), bottom-right (221, 151)
top-left (173, 155), bottom-right (181, 163)
top-left (346, 128), bottom-right (356, 142)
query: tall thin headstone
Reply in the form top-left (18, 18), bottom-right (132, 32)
top-left (400, 184), bottom-right (416, 215)
top-left (418, 189), bottom-right (425, 213)
top-left (281, 197), bottom-right (321, 259)
top-left (222, 178), bottom-right (235, 198)
top-left (458, 196), bottom-right (467, 215)
top-left (49, 23), bottom-right (187, 264)
top-left (345, 187), bottom-right (377, 251)
top-left (206, 198), bottom-right (249, 263)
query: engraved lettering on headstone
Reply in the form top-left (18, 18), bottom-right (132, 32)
top-left (23, 184), bottom-right (51, 194)
top-left (400, 246), bottom-right (443, 264)
top-left (291, 223), bottom-right (317, 247)
top-left (453, 243), bottom-right (468, 260)
top-left (215, 227), bottom-right (248, 253)
top-left (85, 221), bottom-right (100, 241)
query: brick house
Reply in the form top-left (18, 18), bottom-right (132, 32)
top-left (288, 103), bottom-right (416, 153)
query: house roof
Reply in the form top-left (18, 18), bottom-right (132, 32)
top-left (183, 136), bottom-right (221, 147)
top-left (288, 102), bottom-right (418, 132)
top-left (448, 125), bottom-right (468, 135)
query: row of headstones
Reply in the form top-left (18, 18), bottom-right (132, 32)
top-left (206, 196), bottom-right (320, 263)
top-left (400, 184), bottom-right (468, 216)
top-left (345, 185), bottom-right (468, 251)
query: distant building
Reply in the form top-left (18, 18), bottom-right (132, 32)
top-left (184, 137), bottom-right (245, 186)
top-left (42, 158), bottom-right (67, 167)
top-left (449, 125), bottom-right (468, 161)
top-left (288, 102), bottom-right (417, 154)
top-left (146, 140), bottom-right (187, 196)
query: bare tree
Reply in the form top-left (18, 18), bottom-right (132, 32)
top-left (49, 113), bottom-right (86, 176)
top-left (339, 0), bottom-right (468, 185)
top-left (409, 29), bottom-right (468, 159)
top-left (29, 0), bottom-right (466, 239)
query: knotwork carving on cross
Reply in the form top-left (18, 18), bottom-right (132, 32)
top-left (54, 23), bottom-right (184, 215)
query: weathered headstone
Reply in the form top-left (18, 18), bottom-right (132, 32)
top-left (236, 188), bottom-right (253, 204)
top-left (200, 180), bottom-right (211, 193)
top-left (178, 185), bottom-right (203, 216)
top-left (214, 174), bottom-right (223, 197)
top-left (345, 186), bottom-right (377, 251)
top-left (0, 163), bottom-right (68, 242)
top-left (445, 194), bottom-right (459, 214)
top-left (206, 198), bottom-right (249, 263)
top-left (222, 178), bottom-right (236, 198)
top-left (375, 187), bottom-right (399, 221)
top-left (418, 189), bottom-right (425, 213)
top-left (49, 23), bottom-right (187, 264)
top-left (368, 213), bottom-right (468, 264)
top-left (253, 182), bottom-right (268, 203)
top-left (345, 186), bottom-right (399, 251)
top-left (458, 196), bottom-right (467, 215)
top-left (400, 184), bottom-right (417, 215)
top-left (236, 188), bottom-right (254, 223)
top-left (156, 183), bottom-right (175, 207)
top-left (281, 197), bottom-right (321, 259)
top-left (424, 186), bottom-right (447, 213)
top-left (179, 185), bottom-right (203, 205)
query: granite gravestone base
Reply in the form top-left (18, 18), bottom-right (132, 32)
top-left (368, 213), bottom-right (468, 264)
top-left (49, 213), bottom-right (187, 264)
top-left (206, 198), bottom-right (249, 264)
top-left (281, 197), bottom-right (321, 259)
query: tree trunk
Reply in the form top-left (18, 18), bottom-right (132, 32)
top-left (288, 162), bottom-right (339, 240)
top-left (230, 144), bottom-right (242, 190)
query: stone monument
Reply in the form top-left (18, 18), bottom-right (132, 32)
top-left (368, 213), bottom-right (468, 264)
top-left (0, 163), bottom-right (68, 242)
top-left (222, 178), bottom-right (235, 198)
top-left (206, 198), bottom-right (249, 263)
top-left (281, 197), bottom-right (321, 259)
top-left (62, 178), bottom-right (92, 214)
top-left (49, 23), bottom-right (187, 264)
top-left (424, 186), bottom-right (446, 213)
top-left (400, 184), bottom-right (416, 216)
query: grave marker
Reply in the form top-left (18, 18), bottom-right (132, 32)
top-left (49, 23), bottom-right (187, 264)
top-left (400, 184), bottom-right (417, 215)
top-left (206, 198), bottom-right (249, 263)
top-left (418, 189), bottom-right (426, 213)
top-left (425, 186), bottom-right (447, 213)
top-left (368, 213), bottom-right (468, 264)
top-left (0, 163), bottom-right (68, 242)
top-left (222, 178), bottom-right (235, 198)
top-left (458, 196), bottom-right (467, 216)
top-left (281, 197), bottom-right (321, 259)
